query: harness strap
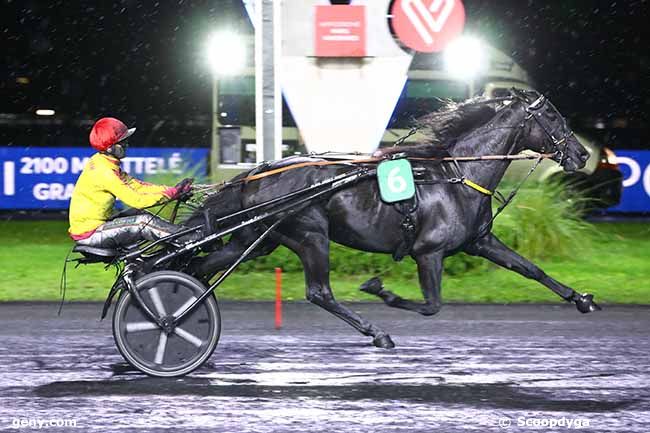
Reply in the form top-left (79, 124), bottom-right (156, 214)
top-left (473, 155), bottom-right (545, 242)
top-left (392, 194), bottom-right (419, 261)
top-left (462, 178), bottom-right (493, 196)
top-left (243, 158), bottom-right (379, 182)
top-left (418, 176), bottom-right (493, 196)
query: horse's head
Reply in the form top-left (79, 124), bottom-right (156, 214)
top-left (510, 89), bottom-right (588, 172)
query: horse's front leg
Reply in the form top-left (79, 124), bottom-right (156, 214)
top-left (464, 232), bottom-right (601, 313)
top-left (360, 252), bottom-right (443, 316)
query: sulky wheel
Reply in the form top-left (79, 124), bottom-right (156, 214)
top-left (112, 271), bottom-right (221, 377)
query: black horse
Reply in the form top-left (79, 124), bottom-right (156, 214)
top-left (188, 89), bottom-right (600, 348)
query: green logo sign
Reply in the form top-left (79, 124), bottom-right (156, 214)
top-left (377, 159), bottom-right (415, 203)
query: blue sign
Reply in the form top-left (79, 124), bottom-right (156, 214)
top-left (609, 150), bottom-right (650, 213)
top-left (0, 147), bottom-right (209, 210)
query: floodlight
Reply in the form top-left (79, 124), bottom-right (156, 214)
top-left (35, 109), bottom-right (55, 116)
top-left (443, 36), bottom-right (488, 81)
top-left (205, 31), bottom-right (247, 76)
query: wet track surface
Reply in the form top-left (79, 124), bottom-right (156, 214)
top-left (1, 302), bottom-right (649, 432)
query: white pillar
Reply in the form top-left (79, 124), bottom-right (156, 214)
top-left (255, 0), bottom-right (283, 163)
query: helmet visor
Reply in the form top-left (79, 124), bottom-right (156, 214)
top-left (116, 127), bottom-right (136, 144)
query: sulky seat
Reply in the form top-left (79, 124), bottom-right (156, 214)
top-left (73, 245), bottom-right (119, 263)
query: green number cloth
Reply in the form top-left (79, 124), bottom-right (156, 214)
top-left (377, 159), bottom-right (415, 203)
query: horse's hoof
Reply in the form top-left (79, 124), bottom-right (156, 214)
top-left (360, 277), bottom-right (383, 296)
top-left (373, 333), bottom-right (395, 349)
top-left (574, 293), bottom-right (602, 314)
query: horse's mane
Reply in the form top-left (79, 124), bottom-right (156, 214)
top-left (377, 96), bottom-right (499, 158)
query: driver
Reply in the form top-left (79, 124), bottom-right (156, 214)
top-left (68, 117), bottom-right (199, 249)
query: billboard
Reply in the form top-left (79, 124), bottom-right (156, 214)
top-left (281, 0), bottom-right (414, 155)
top-left (609, 150), bottom-right (650, 213)
top-left (0, 147), bottom-right (209, 210)
top-left (314, 5), bottom-right (366, 57)
top-left (390, 0), bottom-right (465, 53)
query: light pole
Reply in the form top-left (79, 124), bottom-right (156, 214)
top-left (211, 75), bottom-right (220, 179)
top-left (205, 30), bottom-right (247, 179)
top-left (443, 36), bottom-right (488, 97)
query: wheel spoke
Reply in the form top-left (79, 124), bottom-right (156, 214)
top-left (174, 327), bottom-right (204, 348)
top-left (149, 286), bottom-right (167, 316)
top-left (172, 296), bottom-right (198, 318)
top-left (125, 321), bottom-right (159, 332)
top-left (154, 332), bottom-right (168, 364)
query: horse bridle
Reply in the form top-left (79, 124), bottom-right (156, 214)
top-left (454, 92), bottom-right (574, 166)
top-left (516, 92), bottom-right (575, 166)
top-left (462, 92), bottom-right (576, 241)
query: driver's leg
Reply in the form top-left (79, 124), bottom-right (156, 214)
top-left (76, 215), bottom-right (179, 249)
top-left (131, 214), bottom-right (182, 241)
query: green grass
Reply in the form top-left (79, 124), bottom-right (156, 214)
top-left (491, 180), bottom-right (598, 260)
top-left (0, 219), bottom-right (648, 304)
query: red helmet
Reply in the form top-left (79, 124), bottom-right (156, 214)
top-left (89, 117), bottom-right (136, 151)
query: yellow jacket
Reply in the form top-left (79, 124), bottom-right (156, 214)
top-left (68, 153), bottom-right (171, 239)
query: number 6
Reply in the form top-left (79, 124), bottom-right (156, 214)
top-left (388, 167), bottom-right (407, 193)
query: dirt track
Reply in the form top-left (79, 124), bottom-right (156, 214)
top-left (1, 302), bottom-right (648, 432)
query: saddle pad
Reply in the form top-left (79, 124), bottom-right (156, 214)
top-left (377, 159), bottom-right (416, 203)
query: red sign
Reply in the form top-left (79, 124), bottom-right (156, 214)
top-left (315, 5), bottom-right (366, 57)
top-left (390, 0), bottom-right (465, 53)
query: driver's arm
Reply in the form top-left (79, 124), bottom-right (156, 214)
top-left (103, 168), bottom-right (173, 209)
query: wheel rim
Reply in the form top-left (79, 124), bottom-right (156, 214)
top-left (115, 272), bottom-right (220, 376)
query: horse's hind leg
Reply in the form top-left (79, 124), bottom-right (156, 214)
top-left (360, 252), bottom-right (443, 316)
top-left (465, 232), bottom-right (601, 313)
top-left (281, 231), bottom-right (395, 349)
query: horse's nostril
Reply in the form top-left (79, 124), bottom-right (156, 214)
top-left (581, 153), bottom-right (589, 162)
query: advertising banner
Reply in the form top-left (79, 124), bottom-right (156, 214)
top-left (0, 147), bottom-right (209, 210)
top-left (314, 5), bottom-right (366, 57)
top-left (610, 150), bottom-right (650, 213)
top-left (282, 0), bottom-right (414, 155)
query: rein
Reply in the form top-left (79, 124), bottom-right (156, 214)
top-left (194, 152), bottom-right (555, 193)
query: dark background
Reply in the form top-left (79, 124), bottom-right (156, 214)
top-left (1, 0), bottom-right (648, 130)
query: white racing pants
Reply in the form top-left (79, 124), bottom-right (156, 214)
top-left (76, 214), bottom-right (187, 249)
